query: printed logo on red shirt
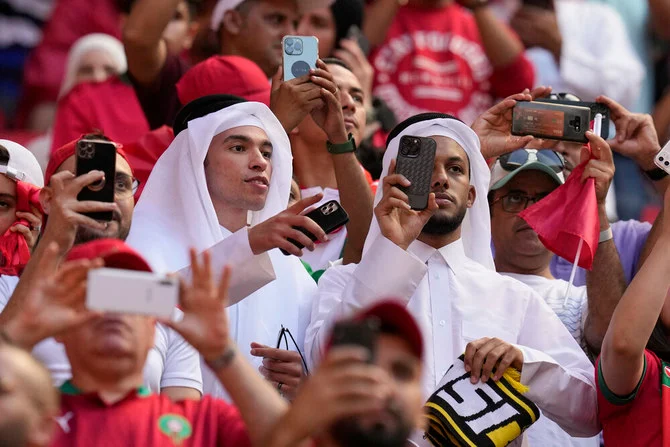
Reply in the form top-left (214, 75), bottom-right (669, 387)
top-left (664, 366), bottom-right (670, 378)
top-left (158, 414), bottom-right (192, 444)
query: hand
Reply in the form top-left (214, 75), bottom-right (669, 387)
top-left (250, 342), bottom-right (306, 401)
top-left (662, 187), bottom-right (670, 238)
top-left (12, 206), bottom-right (43, 250)
top-left (309, 60), bottom-right (349, 144)
top-left (472, 87), bottom-right (553, 159)
top-left (275, 347), bottom-right (391, 444)
top-left (581, 131), bottom-right (615, 206)
top-left (464, 337), bottom-right (524, 383)
top-left (248, 193), bottom-right (328, 257)
top-left (510, 6), bottom-right (562, 59)
top-left (375, 159), bottom-right (438, 250)
top-left (3, 242), bottom-right (102, 349)
top-left (596, 95), bottom-right (661, 171)
top-left (40, 170), bottom-right (120, 251)
top-left (333, 39), bottom-right (374, 100)
top-left (162, 249), bottom-right (233, 362)
top-left (270, 66), bottom-right (324, 133)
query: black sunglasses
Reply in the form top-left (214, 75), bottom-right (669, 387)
top-left (276, 325), bottom-right (310, 375)
top-left (498, 149), bottom-right (565, 174)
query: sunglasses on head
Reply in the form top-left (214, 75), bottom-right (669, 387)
top-left (498, 149), bottom-right (565, 174)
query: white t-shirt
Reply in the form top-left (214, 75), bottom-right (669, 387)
top-left (0, 275), bottom-right (203, 393)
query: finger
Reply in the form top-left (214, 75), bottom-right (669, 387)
top-left (311, 73), bottom-right (336, 90)
top-left (585, 131), bottom-right (614, 164)
top-left (15, 212), bottom-right (42, 228)
top-left (68, 214), bottom-right (112, 231)
top-left (494, 349), bottom-right (520, 381)
top-left (277, 239), bottom-right (303, 257)
top-left (262, 358), bottom-right (303, 377)
top-left (287, 193), bottom-right (324, 214)
top-left (596, 95), bottom-right (626, 120)
top-left (217, 265), bottom-right (232, 305)
top-left (579, 146), bottom-right (590, 165)
top-left (250, 345), bottom-right (302, 362)
top-left (486, 98), bottom-right (521, 117)
top-left (258, 367), bottom-right (302, 387)
top-left (290, 215), bottom-right (327, 242)
top-left (324, 346), bottom-right (371, 367)
top-left (463, 338), bottom-right (489, 373)
top-left (284, 228), bottom-right (316, 252)
top-left (480, 343), bottom-right (506, 383)
top-left (529, 85), bottom-right (552, 100)
top-left (48, 171), bottom-right (76, 188)
top-left (337, 39), bottom-right (365, 60)
top-left (70, 200), bottom-right (119, 214)
top-left (10, 224), bottom-right (31, 238)
top-left (512, 135), bottom-right (534, 148)
top-left (315, 59), bottom-right (329, 72)
top-left (382, 197), bottom-right (411, 211)
top-left (271, 65), bottom-right (283, 91)
top-left (381, 186), bottom-right (411, 206)
top-left (470, 340), bottom-right (499, 383)
top-left (388, 158), bottom-right (396, 176)
top-left (68, 170), bottom-right (106, 193)
top-left (202, 249), bottom-right (213, 293)
top-left (319, 88), bottom-right (341, 110)
top-left (189, 248), bottom-right (201, 285)
top-left (383, 173), bottom-right (411, 190)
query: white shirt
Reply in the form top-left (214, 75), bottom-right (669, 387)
top-left (526, 1), bottom-right (644, 110)
top-left (0, 278), bottom-right (203, 393)
top-left (299, 187), bottom-right (348, 272)
top-left (305, 236), bottom-right (599, 446)
top-left (501, 273), bottom-right (598, 447)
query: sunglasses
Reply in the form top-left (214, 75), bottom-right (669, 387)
top-left (276, 325), bottom-right (310, 375)
top-left (498, 149), bottom-right (565, 174)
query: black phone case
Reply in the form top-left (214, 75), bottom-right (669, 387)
top-left (396, 136), bottom-right (437, 210)
top-left (75, 139), bottom-right (116, 221)
top-left (512, 101), bottom-right (592, 143)
top-left (330, 319), bottom-right (379, 363)
top-left (280, 200), bottom-right (350, 256)
top-left (535, 98), bottom-right (611, 139)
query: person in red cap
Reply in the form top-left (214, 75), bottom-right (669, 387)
top-left (1, 133), bottom-right (204, 402)
top-left (266, 300), bottom-right (424, 447)
top-left (0, 240), bottom-right (287, 446)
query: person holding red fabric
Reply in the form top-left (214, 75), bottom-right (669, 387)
top-left (596, 187), bottom-right (670, 447)
top-left (364, 0), bottom-right (534, 125)
top-left (0, 240), bottom-right (287, 446)
top-left (0, 140), bottom-right (44, 301)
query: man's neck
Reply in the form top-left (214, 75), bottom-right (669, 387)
top-left (69, 369), bottom-right (144, 405)
top-left (291, 135), bottom-right (338, 189)
top-left (215, 206), bottom-right (248, 233)
top-left (417, 229), bottom-right (461, 250)
top-left (494, 256), bottom-right (555, 280)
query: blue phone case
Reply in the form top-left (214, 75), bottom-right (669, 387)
top-left (282, 35), bottom-right (319, 81)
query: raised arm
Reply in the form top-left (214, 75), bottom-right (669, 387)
top-left (122, 0), bottom-right (183, 85)
top-left (363, 0), bottom-right (402, 48)
top-left (600, 187), bottom-right (670, 396)
top-left (649, 0), bottom-right (670, 39)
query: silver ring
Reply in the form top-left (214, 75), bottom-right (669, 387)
top-left (277, 382), bottom-right (283, 391)
top-left (32, 226), bottom-right (41, 232)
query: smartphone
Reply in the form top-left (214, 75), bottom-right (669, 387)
top-left (87, 268), bottom-right (179, 319)
top-left (512, 101), bottom-right (592, 143)
top-left (654, 140), bottom-right (670, 175)
top-left (282, 35), bottom-right (319, 82)
top-left (522, 0), bottom-right (553, 9)
top-left (535, 98), bottom-right (611, 139)
top-left (395, 135), bottom-right (437, 210)
top-left (280, 200), bottom-right (350, 256)
top-left (330, 318), bottom-right (380, 363)
top-left (346, 25), bottom-right (370, 57)
top-left (76, 138), bottom-right (116, 221)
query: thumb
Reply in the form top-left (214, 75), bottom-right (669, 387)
top-left (271, 66), bottom-right (283, 92)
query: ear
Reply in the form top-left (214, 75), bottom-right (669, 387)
top-left (467, 185), bottom-right (476, 208)
top-left (39, 187), bottom-right (52, 216)
top-left (222, 10), bottom-right (244, 36)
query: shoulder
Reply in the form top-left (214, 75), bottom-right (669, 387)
top-left (317, 262), bottom-right (357, 291)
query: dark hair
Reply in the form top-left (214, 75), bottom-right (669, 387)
top-left (118, 0), bottom-right (201, 18)
top-left (330, 0), bottom-right (364, 46)
top-left (81, 132), bottom-right (112, 142)
top-left (322, 57), bottom-right (352, 73)
top-left (0, 145), bottom-right (9, 166)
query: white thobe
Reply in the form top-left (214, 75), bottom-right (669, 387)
top-left (305, 235), bottom-right (599, 446)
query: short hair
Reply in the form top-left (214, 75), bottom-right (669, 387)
top-left (0, 144), bottom-right (9, 166)
top-left (323, 57), bottom-right (352, 73)
top-left (81, 131), bottom-right (112, 142)
top-left (118, 0), bottom-right (201, 18)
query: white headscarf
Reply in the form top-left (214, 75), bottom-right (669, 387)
top-left (59, 33), bottom-right (127, 99)
top-left (365, 116), bottom-right (495, 270)
top-left (127, 101), bottom-right (292, 273)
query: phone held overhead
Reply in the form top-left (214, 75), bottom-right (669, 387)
top-left (282, 35), bottom-right (319, 82)
top-left (512, 101), bottom-right (592, 143)
top-left (395, 135), bottom-right (437, 210)
top-left (76, 137), bottom-right (117, 221)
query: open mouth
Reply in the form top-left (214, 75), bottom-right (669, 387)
top-left (245, 177), bottom-right (269, 187)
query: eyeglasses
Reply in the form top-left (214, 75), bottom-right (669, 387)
top-left (114, 173), bottom-right (140, 199)
top-left (492, 192), bottom-right (549, 213)
top-left (498, 149), bottom-right (565, 174)
top-left (276, 325), bottom-right (310, 375)
top-left (547, 92), bottom-right (581, 102)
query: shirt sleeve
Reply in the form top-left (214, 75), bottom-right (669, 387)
top-left (160, 321), bottom-right (203, 393)
top-left (489, 52), bottom-right (535, 99)
top-left (214, 400), bottom-right (252, 447)
top-left (516, 289), bottom-right (600, 437)
top-left (304, 235), bottom-right (427, 368)
top-left (611, 220), bottom-right (652, 283)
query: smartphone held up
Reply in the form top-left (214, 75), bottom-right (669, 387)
top-left (282, 35), bottom-right (319, 82)
top-left (395, 135), bottom-right (437, 210)
top-left (280, 200), bottom-right (350, 256)
top-left (76, 137), bottom-right (117, 221)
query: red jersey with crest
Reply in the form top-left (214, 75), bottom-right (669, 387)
top-left (369, 3), bottom-right (534, 125)
top-left (50, 381), bottom-right (251, 447)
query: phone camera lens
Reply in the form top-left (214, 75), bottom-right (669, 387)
top-left (294, 40), bottom-right (303, 52)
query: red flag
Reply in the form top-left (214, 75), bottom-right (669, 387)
top-left (519, 160), bottom-right (600, 270)
top-left (0, 181), bottom-right (42, 276)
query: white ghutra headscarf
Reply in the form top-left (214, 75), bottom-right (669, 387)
top-left (365, 113), bottom-right (495, 270)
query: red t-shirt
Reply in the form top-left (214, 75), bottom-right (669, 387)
top-left (369, 3), bottom-right (534, 125)
top-left (597, 350), bottom-right (662, 447)
top-left (51, 77), bottom-right (150, 152)
top-left (51, 382), bottom-right (251, 447)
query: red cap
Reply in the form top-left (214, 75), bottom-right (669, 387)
top-left (331, 300), bottom-right (424, 360)
top-left (176, 56), bottom-right (271, 106)
top-left (65, 239), bottom-right (152, 272)
top-left (45, 137), bottom-right (131, 186)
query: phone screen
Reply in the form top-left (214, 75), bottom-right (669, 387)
top-left (515, 107), bottom-right (565, 138)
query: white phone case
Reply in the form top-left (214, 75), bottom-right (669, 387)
top-left (282, 35), bottom-right (319, 82)
top-left (654, 140), bottom-right (670, 175)
top-left (87, 268), bottom-right (178, 319)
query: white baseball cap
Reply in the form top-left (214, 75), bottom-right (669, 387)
top-left (489, 149), bottom-right (565, 192)
top-left (210, 0), bottom-right (334, 31)
top-left (0, 140), bottom-right (45, 187)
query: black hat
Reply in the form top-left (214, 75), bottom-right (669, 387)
top-left (386, 112), bottom-right (463, 147)
top-left (173, 94), bottom-right (247, 136)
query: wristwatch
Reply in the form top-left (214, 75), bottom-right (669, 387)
top-left (327, 133), bottom-right (356, 155)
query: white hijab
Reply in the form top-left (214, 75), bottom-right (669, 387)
top-left (59, 33), bottom-right (127, 99)
top-left (366, 116), bottom-right (495, 270)
top-left (127, 101), bottom-right (292, 273)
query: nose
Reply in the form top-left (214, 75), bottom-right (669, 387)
top-left (340, 89), bottom-right (356, 114)
top-left (431, 165), bottom-right (449, 190)
top-left (249, 148), bottom-right (269, 172)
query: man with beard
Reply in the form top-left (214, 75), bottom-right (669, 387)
top-left (0, 133), bottom-right (204, 401)
top-left (305, 113), bottom-right (599, 445)
top-left (0, 340), bottom-right (59, 447)
top-left (268, 300), bottom-right (424, 447)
